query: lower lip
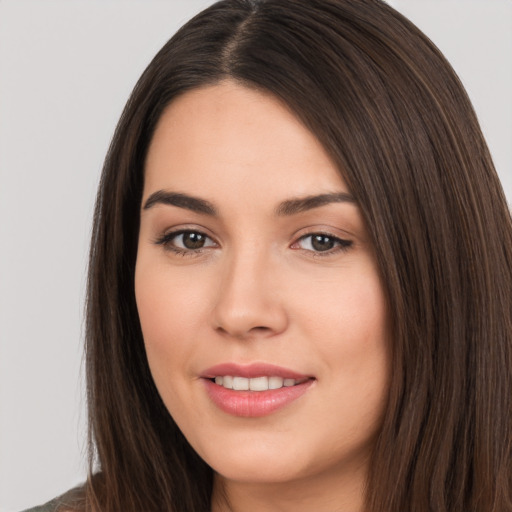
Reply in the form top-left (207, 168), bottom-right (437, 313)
top-left (203, 378), bottom-right (314, 417)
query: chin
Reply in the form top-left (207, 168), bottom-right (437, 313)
top-left (212, 457), bottom-right (310, 485)
top-left (195, 436), bottom-right (307, 483)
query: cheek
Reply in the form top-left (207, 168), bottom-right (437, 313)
top-left (336, 276), bottom-right (390, 425)
top-left (330, 274), bottom-right (389, 382)
top-left (292, 264), bottom-right (390, 415)
top-left (135, 256), bottom-right (210, 340)
top-left (134, 262), bottom-right (203, 425)
top-left (294, 262), bottom-right (388, 350)
top-left (134, 260), bottom-right (206, 385)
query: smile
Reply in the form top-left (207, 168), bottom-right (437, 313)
top-left (213, 375), bottom-right (307, 391)
top-left (201, 363), bottom-right (315, 417)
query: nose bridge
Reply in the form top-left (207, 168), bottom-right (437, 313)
top-left (212, 241), bottom-right (287, 338)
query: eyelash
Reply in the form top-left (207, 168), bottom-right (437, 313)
top-left (154, 229), bottom-right (354, 257)
top-left (292, 233), bottom-right (353, 257)
top-left (154, 230), bottom-right (217, 257)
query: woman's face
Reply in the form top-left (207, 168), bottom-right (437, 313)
top-left (136, 81), bottom-right (390, 491)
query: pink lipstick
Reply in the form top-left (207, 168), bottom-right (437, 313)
top-left (201, 363), bottom-right (315, 417)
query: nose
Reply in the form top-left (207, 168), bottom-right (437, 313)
top-left (212, 249), bottom-right (288, 340)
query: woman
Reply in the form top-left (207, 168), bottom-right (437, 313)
top-left (24, 0), bottom-right (512, 511)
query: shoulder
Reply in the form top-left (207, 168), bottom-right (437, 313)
top-left (20, 485), bottom-right (85, 512)
top-left (20, 497), bottom-right (62, 512)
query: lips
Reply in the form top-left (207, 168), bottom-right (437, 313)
top-left (201, 363), bottom-right (315, 417)
top-left (214, 375), bottom-right (306, 391)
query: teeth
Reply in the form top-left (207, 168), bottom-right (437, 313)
top-left (249, 376), bottom-right (268, 391)
top-left (269, 376), bottom-right (284, 389)
top-left (214, 375), bottom-right (298, 391)
top-left (233, 376), bottom-right (249, 391)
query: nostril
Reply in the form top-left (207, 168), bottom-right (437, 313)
top-left (212, 297), bottom-right (288, 339)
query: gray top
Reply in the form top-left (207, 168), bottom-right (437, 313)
top-left (20, 497), bottom-right (61, 512)
top-left (20, 485), bottom-right (83, 512)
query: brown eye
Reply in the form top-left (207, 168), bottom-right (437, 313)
top-left (311, 235), bottom-right (336, 251)
top-left (156, 230), bottom-right (217, 253)
top-left (295, 233), bottom-right (353, 254)
top-left (180, 231), bottom-right (208, 249)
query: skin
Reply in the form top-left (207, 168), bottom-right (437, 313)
top-left (135, 81), bottom-right (390, 512)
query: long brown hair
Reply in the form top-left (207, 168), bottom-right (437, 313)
top-left (81, 0), bottom-right (512, 510)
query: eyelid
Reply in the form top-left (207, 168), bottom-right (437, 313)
top-left (153, 222), bottom-right (217, 242)
top-left (153, 226), bottom-right (219, 255)
top-left (152, 224), bottom-right (354, 257)
top-left (290, 229), bottom-right (354, 256)
top-left (173, 231), bottom-right (217, 248)
top-left (295, 233), bottom-right (352, 248)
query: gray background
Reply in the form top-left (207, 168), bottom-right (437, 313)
top-left (0, 1), bottom-right (510, 511)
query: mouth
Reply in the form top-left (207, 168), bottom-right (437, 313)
top-left (201, 363), bottom-right (315, 417)
top-left (209, 375), bottom-right (310, 391)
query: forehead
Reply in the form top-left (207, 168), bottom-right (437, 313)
top-left (143, 81), bottom-right (348, 206)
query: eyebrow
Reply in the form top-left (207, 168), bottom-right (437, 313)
top-left (275, 192), bottom-right (356, 216)
top-left (143, 191), bottom-right (217, 215)
top-left (142, 190), bottom-right (356, 216)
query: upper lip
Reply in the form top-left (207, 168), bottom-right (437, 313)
top-left (201, 362), bottom-right (312, 380)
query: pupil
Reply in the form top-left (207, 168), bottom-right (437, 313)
top-left (312, 235), bottom-right (334, 251)
top-left (183, 232), bottom-right (205, 249)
